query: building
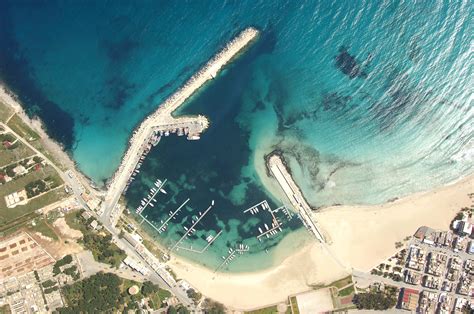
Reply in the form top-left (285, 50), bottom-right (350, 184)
top-left (89, 219), bottom-right (98, 230)
top-left (400, 288), bottom-right (419, 312)
top-left (468, 241), bottom-right (474, 255)
top-left (122, 256), bottom-right (149, 275)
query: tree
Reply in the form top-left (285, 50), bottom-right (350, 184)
top-left (167, 306), bottom-right (177, 314)
top-left (353, 292), bottom-right (397, 310)
top-left (141, 281), bottom-right (159, 296)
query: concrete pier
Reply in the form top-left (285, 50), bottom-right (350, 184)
top-left (267, 153), bottom-right (325, 243)
top-left (102, 27), bottom-right (259, 223)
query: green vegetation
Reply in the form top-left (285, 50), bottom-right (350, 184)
top-left (65, 210), bottom-right (125, 267)
top-left (59, 274), bottom-right (172, 313)
top-left (59, 273), bottom-right (123, 313)
top-left (0, 165), bottom-right (64, 228)
top-left (82, 232), bottom-right (125, 267)
top-left (28, 218), bottom-right (58, 240)
top-left (142, 238), bottom-right (166, 261)
top-left (329, 275), bottom-right (353, 289)
top-left (289, 296), bottom-right (300, 314)
top-left (6, 114), bottom-right (39, 141)
top-left (42, 279), bottom-right (56, 288)
top-left (187, 289), bottom-right (202, 304)
top-left (0, 304), bottom-right (11, 314)
top-left (353, 290), bottom-right (397, 310)
top-left (53, 254), bottom-right (73, 274)
top-left (167, 305), bottom-right (190, 314)
top-left (0, 137), bottom-right (34, 168)
top-left (200, 298), bottom-right (226, 314)
top-left (44, 286), bottom-right (59, 294)
top-left (338, 285), bottom-right (355, 297)
top-left (245, 306), bottom-right (278, 314)
top-left (64, 211), bottom-right (84, 231)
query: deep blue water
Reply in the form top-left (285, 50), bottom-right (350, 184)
top-left (1, 1), bottom-right (472, 271)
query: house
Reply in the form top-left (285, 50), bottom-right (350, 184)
top-left (89, 219), bottom-right (98, 230)
top-left (81, 211), bottom-right (92, 220)
top-left (400, 288), bottom-right (419, 312)
top-left (468, 241), bottom-right (474, 255)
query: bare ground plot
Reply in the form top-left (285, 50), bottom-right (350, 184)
top-left (0, 232), bottom-right (55, 280)
top-left (0, 165), bottom-right (65, 228)
top-left (295, 288), bottom-right (334, 314)
top-left (53, 217), bottom-right (82, 239)
top-left (0, 100), bottom-right (13, 122)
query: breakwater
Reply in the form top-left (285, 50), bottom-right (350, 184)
top-left (101, 27), bottom-right (260, 224)
top-left (267, 153), bottom-right (325, 242)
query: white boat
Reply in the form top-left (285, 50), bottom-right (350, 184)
top-left (211, 200), bottom-right (215, 206)
top-left (160, 188), bottom-right (167, 195)
top-left (264, 224), bottom-right (269, 231)
top-left (258, 227), bottom-right (263, 233)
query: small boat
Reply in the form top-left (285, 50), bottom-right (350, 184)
top-left (160, 188), bottom-right (167, 195)
top-left (211, 200), bottom-right (215, 206)
top-left (258, 227), bottom-right (263, 234)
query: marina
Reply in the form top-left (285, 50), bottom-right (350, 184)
top-left (169, 201), bottom-right (217, 252)
top-left (101, 27), bottom-right (260, 227)
top-left (215, 243), bottom-right (250, 273)
top-left (243, 200), bottom-right (294, 242)
top-left (136, 178), bottom-right (167, 215)
top-left (175, 229), bottom-right (224, 254)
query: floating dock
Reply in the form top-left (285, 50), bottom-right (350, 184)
top-left (267, 153), bottom-right (325, 243)
top-left (102, 27), bottom-right (260, 224)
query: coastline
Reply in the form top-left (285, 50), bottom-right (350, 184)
top-left (2, 80), bottom-right (473, 310)
top-left (166, 174), bottom-right (473, 310)
top-left (0, 85), bottom-right (100, 196)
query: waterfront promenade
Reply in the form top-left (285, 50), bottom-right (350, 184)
top-left (101, 27), bottom-right (259, 224)
top-left (267, 153), bottom-right (325, 242)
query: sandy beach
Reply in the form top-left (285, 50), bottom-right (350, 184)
top-left (167, 175), bottom-right (473, 310)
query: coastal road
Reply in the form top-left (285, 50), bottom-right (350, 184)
top-left (0, 122), bottom-right (90, 210)
top-left (1, 121), bottom-right (195, 309)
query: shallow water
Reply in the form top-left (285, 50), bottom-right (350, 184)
top-left (1, 1), bottom-right (472, 271)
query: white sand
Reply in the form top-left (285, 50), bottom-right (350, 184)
top-left (316, 175), bottom-right (473, 272)
top-left (168, 175), bottom-right (472, 310)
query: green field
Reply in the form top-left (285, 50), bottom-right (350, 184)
top-left (338, 285), bottom-right (355, 297)
top-left (28, 218), bottom-right (59, 240)
top-left (0, 165), bottom-right (64, 227)
top-left (6, 114), bottom-right (40, 141)
top-left (245, 306), bottom-right (278, 314)
top-left (329, 276), bottom-right (353, 289)
top-left (289, 296), bottom-right (300, 314)
top-left (0, 137), bottom-right (35, 167)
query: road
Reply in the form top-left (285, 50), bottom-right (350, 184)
top-left (353, 237), bottom-right (473, 313)
top-left (0, 122), bottom-right (89, 210)
top-left (1, 121), bottom-right (196, 310)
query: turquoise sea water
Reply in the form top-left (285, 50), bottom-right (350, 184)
top-left (1, 1), bottom-right (472, 271)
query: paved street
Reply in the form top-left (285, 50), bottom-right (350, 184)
top-left (353, 235), bottom-right (473, 313)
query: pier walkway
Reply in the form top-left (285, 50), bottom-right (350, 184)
top-left (101, 27), bottom-right (259, 225)
top-left (267, 154), bottom-right (325, 243)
